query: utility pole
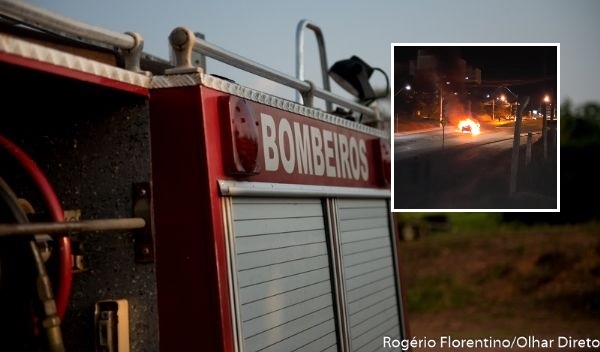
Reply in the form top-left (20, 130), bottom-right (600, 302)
top-left (441, 118), bottom-right (446, 152)
top-left (487, 95), bottom-right (496, 121)
top-left (439, 84), bottom-right (443, 127)
top-left (439, 83), bottom-right (446, 152)
top-left (509, 95), bottom-right (530, 195)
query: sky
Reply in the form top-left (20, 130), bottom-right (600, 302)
top-left (393, 45), bottom-right (558, 107)
top-left (394, 46), bottom-right (557, 81)
top-left (27, 0), bottom-right (600, 110)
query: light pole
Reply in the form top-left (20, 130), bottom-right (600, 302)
top-left (487, 94), bottom-right (496, 121)
top-left (502, 86), bottom-right (519, 119)
top-left (543, 95), bottom-right (550, 160)
top-left (543, 94), bottom-right (550, 117)
top-left (439, 81), bottom-right (449, 128)
top-left (440, 84), bottom-right (443, 126)
top-left (394, 85), bottom-right (411, 96)
top-left (394, 85), bottom-right (410, 133)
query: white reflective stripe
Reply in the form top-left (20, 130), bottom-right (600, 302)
top-left (219, 180), bottom-right (390, 198)
top-left (337, 198), bottom-right (401, 352)
top-left (230, 197), bottom-right (338, 352)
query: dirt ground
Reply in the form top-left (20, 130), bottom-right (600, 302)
top-left (397, 225), bottom-right (600, 351)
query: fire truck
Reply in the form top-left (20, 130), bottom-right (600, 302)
top-left (0, 1), bottom-right (407, 351)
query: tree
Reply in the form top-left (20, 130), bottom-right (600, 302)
top-left (479, 100), bottom-right (512, 121)
top-left (561, 100), bottom-right (600, 146)
top-left (560, 99), bottom-right (600, 221)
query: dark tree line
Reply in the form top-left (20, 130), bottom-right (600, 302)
top-left (505, 100), bottom-right (600, 225)
top-left (561, 100), bottom-right (600, 146)
top-left (552, 100), bottom-right (599, 223)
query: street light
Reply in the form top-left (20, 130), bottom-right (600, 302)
top-left (394, 85), bottom-right (411, 133)
top-left (394, 85), bottom-right (411, 96)
top-left (501, 86), bottom-right (519, 119)
top-left (542, 95), bottom-right (551, 119)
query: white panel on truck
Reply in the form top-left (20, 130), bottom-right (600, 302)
top-left (337, 199), bottom-right (401, 352)
top-left (230, 197), bottom-right (338, 352)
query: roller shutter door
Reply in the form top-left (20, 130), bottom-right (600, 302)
top-left (337, 199), bottom-right (401, 352)
top-left (230, 197), bottom-right (338, 352)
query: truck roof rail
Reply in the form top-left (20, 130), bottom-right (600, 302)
top-left (167, 27), bottom-right (378, 122)
top-left (0, 0), bottom-right (144, 72)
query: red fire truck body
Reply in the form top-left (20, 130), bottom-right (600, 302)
top-left (0, 2), bottom-right (407, 351)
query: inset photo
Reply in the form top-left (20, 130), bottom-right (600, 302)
top-left (391, 44), bottom-right (559, 211)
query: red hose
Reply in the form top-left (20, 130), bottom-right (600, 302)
top-left (0, 135), bottom-right (72, 320)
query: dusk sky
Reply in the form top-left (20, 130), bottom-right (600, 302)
top-left (29, 0), bottom-right (599, 109)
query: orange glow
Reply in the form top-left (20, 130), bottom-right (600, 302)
top-left (457, 118), bottom-right (481, 135)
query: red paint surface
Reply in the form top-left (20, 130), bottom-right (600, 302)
top-left (0, 52), bottom-right (149, 96)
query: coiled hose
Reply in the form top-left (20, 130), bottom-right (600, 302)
top-left (0, 177), bottom-right (65, 352)
top-left (0, 135), bottom-right (72, 320)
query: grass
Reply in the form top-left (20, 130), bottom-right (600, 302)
top-left (406, 275), bottom-right (476, 313)
top-left (394, 115), bottom-right (440, 133)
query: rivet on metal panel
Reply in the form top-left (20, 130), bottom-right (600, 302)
top-left (132, 182), bottom-right (153, 263)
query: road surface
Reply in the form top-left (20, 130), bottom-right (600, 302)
top-left (393, 121), bottom-right (556, 210)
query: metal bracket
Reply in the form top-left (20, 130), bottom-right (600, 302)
top-left (300, 80), bottom-right (315, 108)
top-left (123, 31), bottom-right (149, 75)
top-left (132, 182), bottom-right (153, 263)
top-left (165, 27), bottom-right (202, 75)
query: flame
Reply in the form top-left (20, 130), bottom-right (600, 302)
top-left (457, 118), bottom-right (481, 135)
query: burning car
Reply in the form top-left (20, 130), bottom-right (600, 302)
top-left (457, 118), bottom-right (481, 135)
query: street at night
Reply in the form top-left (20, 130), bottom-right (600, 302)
top-left (393, 119), bottom-right (557, 209)
top-left (392, 45), bottom-right (558, 210)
